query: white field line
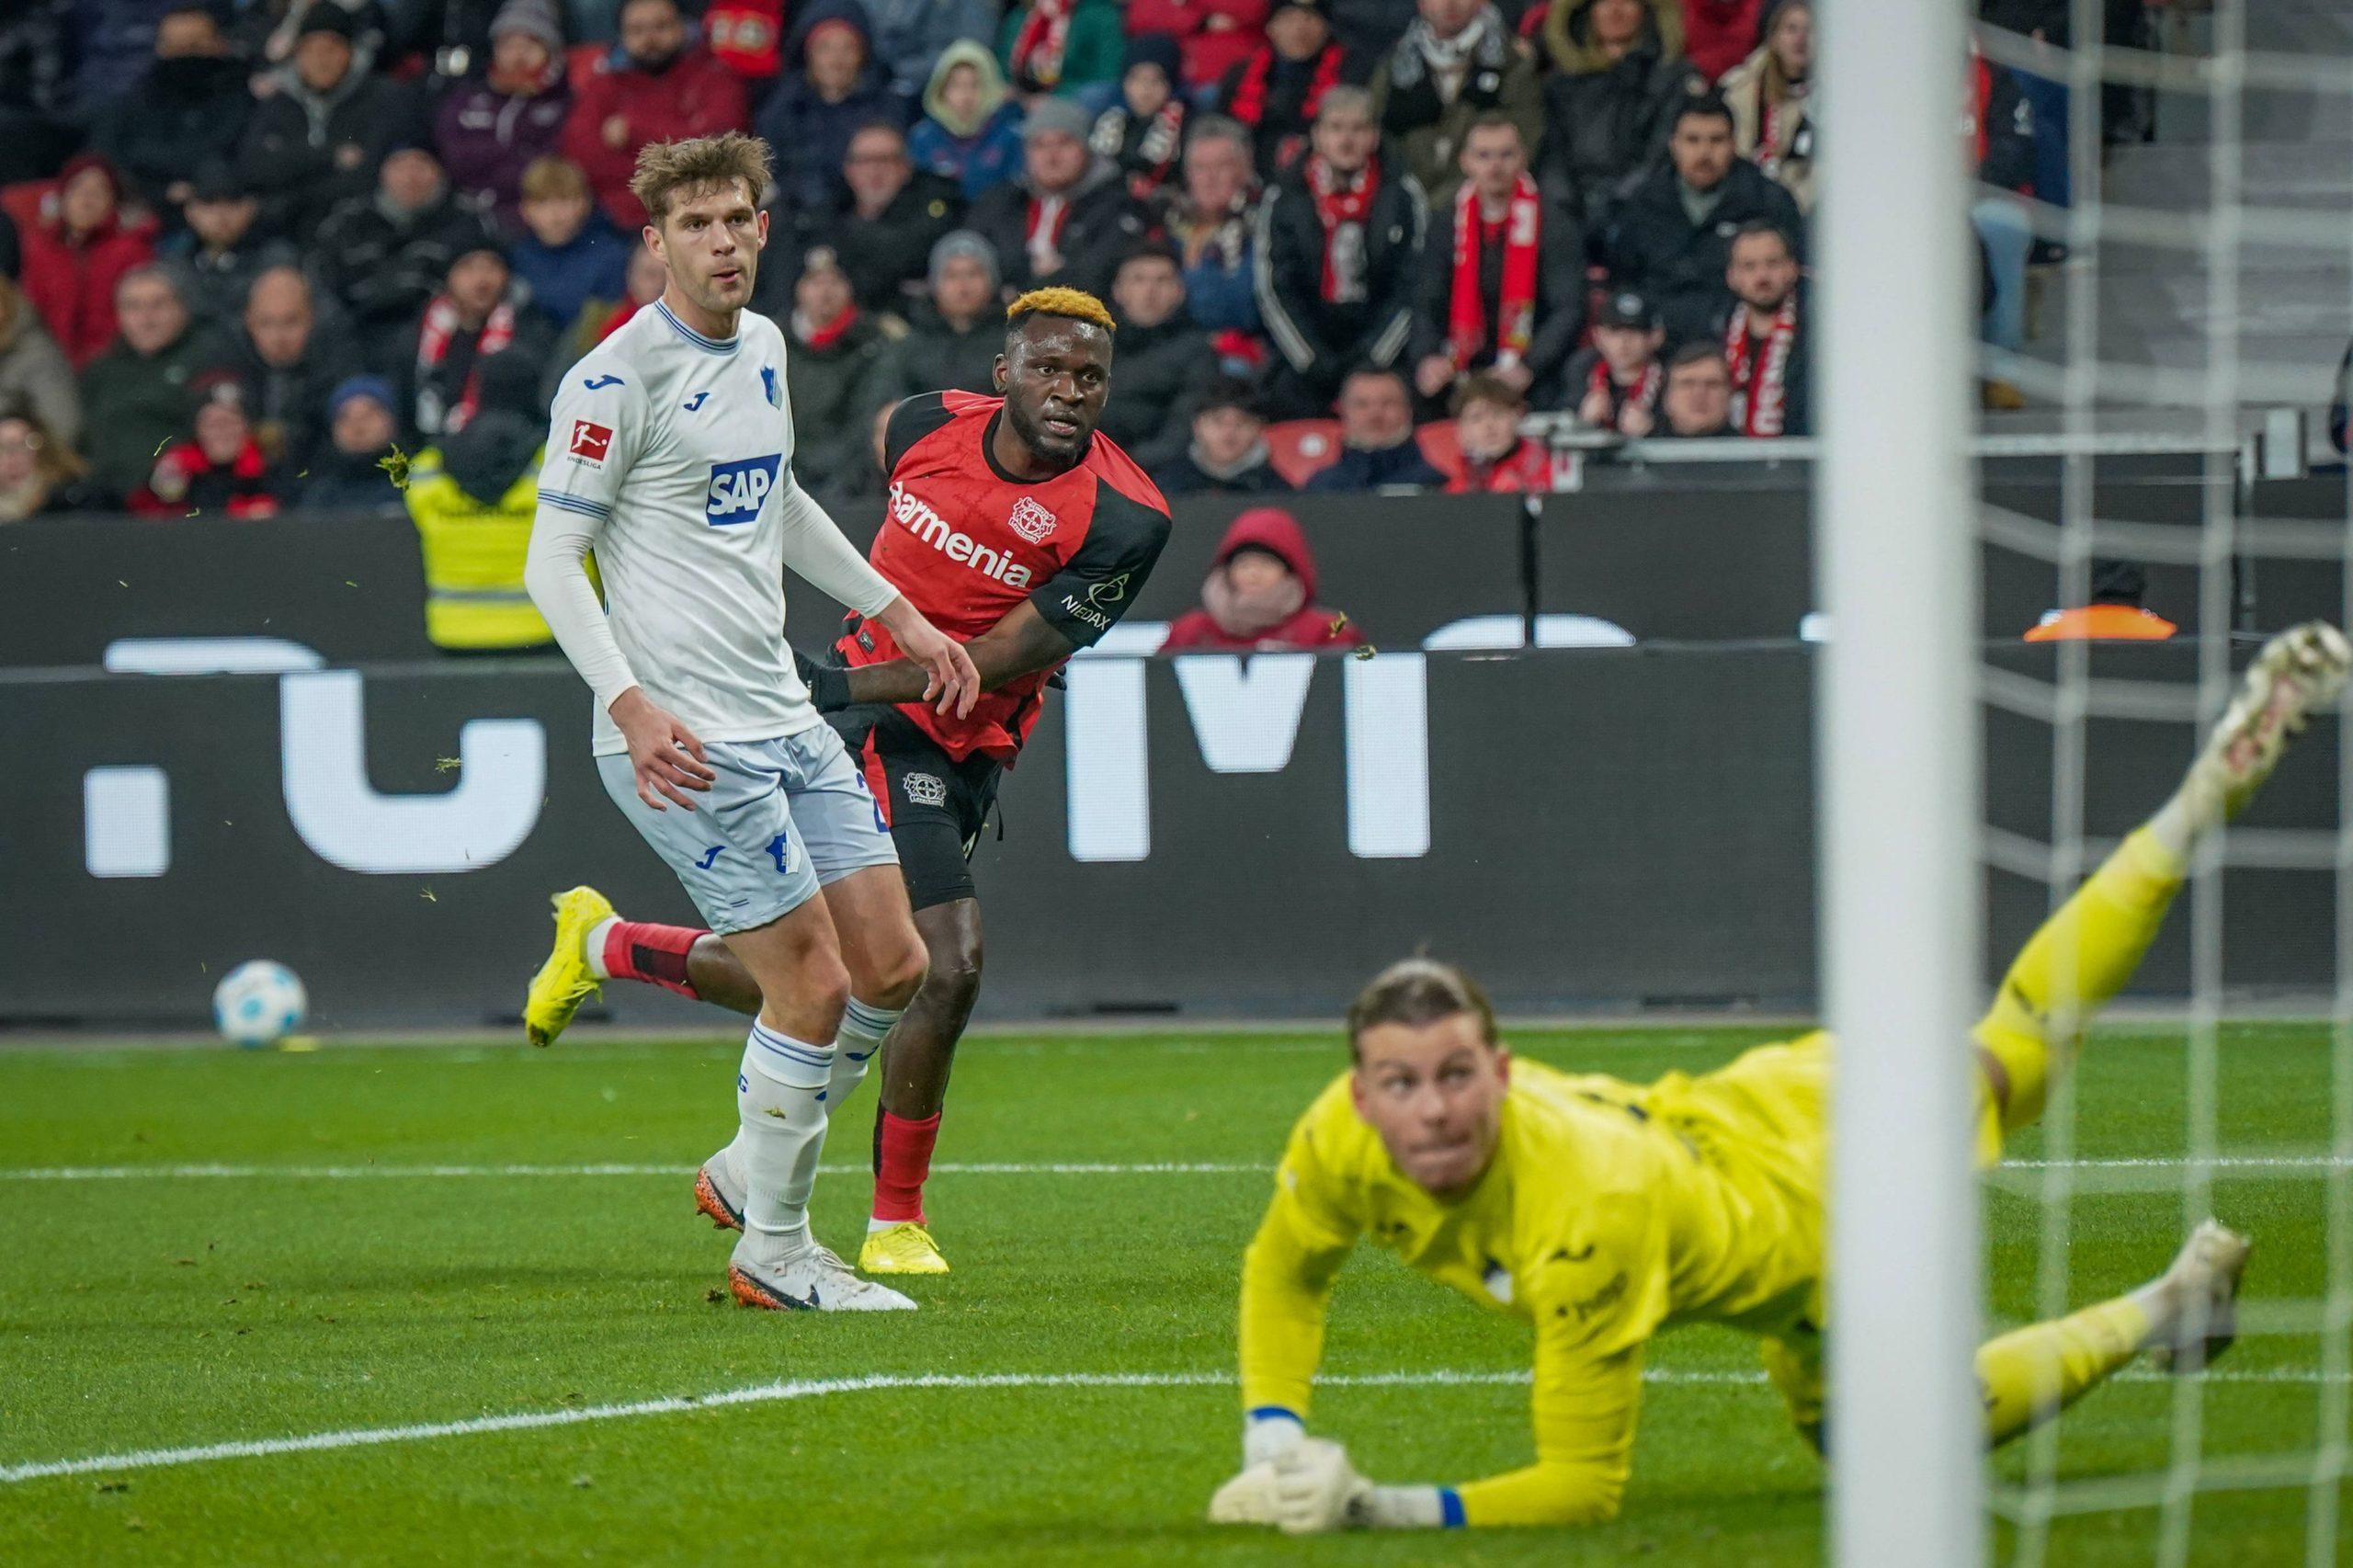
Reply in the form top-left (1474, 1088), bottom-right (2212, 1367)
top-left (0, 1162), bottom-right (1267, 1181)
top-left (6, 1154), bottom-right (2353, 1182)
top-left (6, 1363), bottom-right (2339, 1486)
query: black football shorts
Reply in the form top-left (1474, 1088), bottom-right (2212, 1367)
top-left (829, 706), bottom-right (1003, 911)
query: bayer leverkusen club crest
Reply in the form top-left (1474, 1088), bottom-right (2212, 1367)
top-left (1007, 495), bottom-right (1058, 543)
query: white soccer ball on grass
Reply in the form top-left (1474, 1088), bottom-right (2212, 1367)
top-left (212, 960), bottom-right (308, 1048)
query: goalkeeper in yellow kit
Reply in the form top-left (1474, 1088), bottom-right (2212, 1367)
top-left (1210, 622), bottom-right (2351, 1535)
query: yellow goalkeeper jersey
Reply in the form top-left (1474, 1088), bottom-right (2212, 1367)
top-left (1238, 1039), bottom-right (1831, 1526)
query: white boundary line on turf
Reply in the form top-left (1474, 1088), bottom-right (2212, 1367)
top-left (6, 1363), bottom-right (2343, 1485)
top-left (5, 1155), bottom-right (2352, 1181)
top-left (0, 1162), bottom-right (1269, 1180)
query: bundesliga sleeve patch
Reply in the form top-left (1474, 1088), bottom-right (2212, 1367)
top-left (569, 420), bottom-right (614, 464)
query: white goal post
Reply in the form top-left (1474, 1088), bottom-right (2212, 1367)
top-left (1816, 1), bottom-right (1987, 1565)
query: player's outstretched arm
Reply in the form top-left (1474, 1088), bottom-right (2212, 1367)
top-left (815, 600), bottom-right (1075, 712)
top-left (770, 476), bottom-right (979, 716)
top-left (1253, 1328), bottom-right (1644, 1534)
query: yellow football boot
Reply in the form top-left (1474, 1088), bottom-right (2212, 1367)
top-left (858, 1221), bottom-right (950, 1275)
top-left (523, 885), bottom-right (615, 1047)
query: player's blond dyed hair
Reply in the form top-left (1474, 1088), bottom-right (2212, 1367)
top-left (1006, 286), bottom-right (1116, 335)
top-left (630, 132), bottom-right (772, 228)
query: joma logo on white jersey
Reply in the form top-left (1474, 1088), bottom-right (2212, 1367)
top-left (889, 483), bottom-right (1034, 588)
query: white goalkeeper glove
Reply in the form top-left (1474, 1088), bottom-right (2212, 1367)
top-left (1207, 1409), bottom-right (1307, 1525)
top-left (1208, 1414), bottom-right (1456, 1533)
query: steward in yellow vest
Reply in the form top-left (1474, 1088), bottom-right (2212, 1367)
top-left (404, 351), bottom-right (554, 652)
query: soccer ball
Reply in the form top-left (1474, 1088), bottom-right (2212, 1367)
top-left (213, 960), bottom-right (308, 1049)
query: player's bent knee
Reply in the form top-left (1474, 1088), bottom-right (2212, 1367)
top-left (874, 938), bottom-right (928, 1010)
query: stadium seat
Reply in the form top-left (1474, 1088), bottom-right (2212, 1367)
top-left (1415, 419), bottom-right (1464, 484)
top-left (1263, 419), bottom-right (1341, 487)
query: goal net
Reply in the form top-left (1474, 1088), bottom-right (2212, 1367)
top-left (1824, 2), bottom-right (2351, 1564)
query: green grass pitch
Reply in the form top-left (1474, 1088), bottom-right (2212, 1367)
top-left (2, 1023), bottom-right (2347, 1565)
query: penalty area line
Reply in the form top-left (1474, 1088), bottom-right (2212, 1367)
top-left (6, 1364), bottom-right (2341, 1485)
top-left (0, 1368), bottom-right (1722, 1484)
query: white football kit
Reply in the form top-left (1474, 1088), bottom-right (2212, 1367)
top-left (523, 297), bottom-right (900, 932)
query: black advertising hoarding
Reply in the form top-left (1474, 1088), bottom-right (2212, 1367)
top-left (3, 647), bottom-right (1818, 1028)
top-left (5, 642), bottom-right (2341, 1029)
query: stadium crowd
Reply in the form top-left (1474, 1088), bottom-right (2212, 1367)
top-left (0, 0), bottom-right (2068, 529)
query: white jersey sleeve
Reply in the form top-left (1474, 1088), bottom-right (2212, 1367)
top-left (524, 364), bottom-right (652, 713)
top-left (774, 468), bottom-right (898, 619)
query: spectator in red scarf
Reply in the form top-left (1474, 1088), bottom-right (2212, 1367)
top-left (1563, 287), bottom-right (1666, 436)
top-left (17, 154), bottom-right (160, 369)
top-left (1409, 113), bottom-right (1583, 412)
top-left (782, 245), bottom-right (893, 494)
top-left (1720, 0), bottom-right (1813, 211)
top-left (562, 0), bottom-right (750, 231)
top-left (132, 373), bottom-right (284, 519)
top-left (1128, 0), bottom-right (1269, 97)
top-left (1447, 370), bottom-right (1550, 492)
top-left (1679, 0), bottom-right (1763, 81)
top-left (1218, 0), bottom-right (1350, 181)
top-left (964, 96), bottom-right (1150, 295)
top-left (1161, 506), bottom-right (1367, 653)
top-left (404, 246), bottom-right (553, 442)
top-left (1089, 34), bottom-right (1189, 205)
top-left (1718, 219), bottom-right (1807, 436)
top-left (1657, 339), bottom-right (1733, 437)
top-left (1254, 86), bottom-right (1427, 420)
top-left (435, 0), bottom-right (575, 237)
top-left (996, 0), bottom-right (1125, 101)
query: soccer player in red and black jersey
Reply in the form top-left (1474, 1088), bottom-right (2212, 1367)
top-left (533, 287), bottom-right (1172, 1278)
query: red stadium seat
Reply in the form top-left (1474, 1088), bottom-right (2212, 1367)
top-left (1263, 419), bottom-right (1341, 487)
top-left (1415, 419), bottom-right (1465, 484)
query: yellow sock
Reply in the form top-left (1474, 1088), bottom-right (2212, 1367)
top-left (1972, 825), bottom-right (2187, 1155)
top-left (1977, 1295), bottom-right (2151, 1447)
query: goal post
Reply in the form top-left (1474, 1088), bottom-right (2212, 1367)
top-left (1815, 2), bottom-right (1987, 1565)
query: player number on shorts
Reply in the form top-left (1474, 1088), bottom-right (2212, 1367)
top-left (766, 831), bottom-right (792, 874)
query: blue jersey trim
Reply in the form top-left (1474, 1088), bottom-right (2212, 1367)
top-left (655, 299), bottom-right (741, 355)
top-left (1438, 1488), bottom-right (1466, 1528)
top-left (540, 491), bottom-right (611, 520)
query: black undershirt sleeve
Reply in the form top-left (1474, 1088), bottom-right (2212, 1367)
top-left (1027, 483), bottom-right (1174, 648)
top-left (882, 391), bottom-right (958, 477)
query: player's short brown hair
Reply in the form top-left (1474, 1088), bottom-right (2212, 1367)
top-left (1006, 286), bottom-right (1115, 336)
top-left (521, 156), bottom-right (590, 204)
top-left (1346, 959), bottom-right (1499, 1060)
top-left (629, 132), bottom-right (771, 229)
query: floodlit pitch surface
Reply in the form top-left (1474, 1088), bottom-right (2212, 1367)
top-left (1, 1026), bottom-right (2346, 1564)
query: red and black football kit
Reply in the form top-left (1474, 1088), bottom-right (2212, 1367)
top-left (827, 389), bottom-right (1173, 908)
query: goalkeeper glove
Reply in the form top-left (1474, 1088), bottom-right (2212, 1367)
top-left (1207, 1408), bottom-right (1306, 1525)
top-left (792, 646), bottom-right (853, 713)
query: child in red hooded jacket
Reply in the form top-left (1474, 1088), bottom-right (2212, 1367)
top-left (1160, 505), bottom-right (1368, 652)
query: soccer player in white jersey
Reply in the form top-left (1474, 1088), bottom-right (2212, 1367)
top-left (522, 132), bottom-right (980, 1313)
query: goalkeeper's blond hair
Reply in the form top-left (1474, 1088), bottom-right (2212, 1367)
top-left (1006, 287), bottom-right (1116, 335)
